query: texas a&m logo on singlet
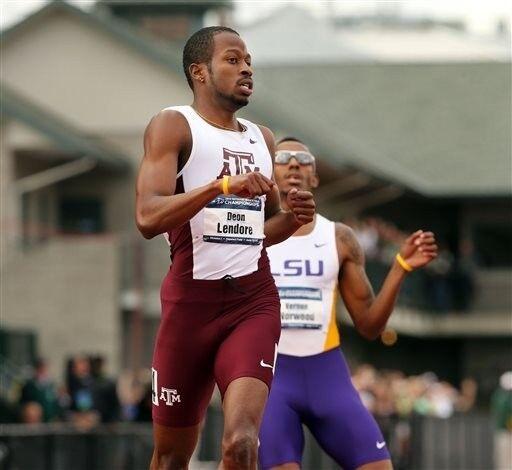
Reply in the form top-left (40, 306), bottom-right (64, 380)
top-left (216, 148), bottom-right (260, 179)
top-left (205, 148), bottom-right (265, 246)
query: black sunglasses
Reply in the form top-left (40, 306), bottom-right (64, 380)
top-left (274, 151), bottom-right (315, 165)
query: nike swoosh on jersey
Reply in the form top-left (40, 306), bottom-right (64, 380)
top-left (314, 243), bottom-right (327, 248)
top-left (376, 441), bottom-right (386, 449)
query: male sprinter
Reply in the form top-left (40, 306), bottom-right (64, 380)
top-left (135, 29), bottom-right (315, 470)
top-left (258, 138), bottom-right (438, 470)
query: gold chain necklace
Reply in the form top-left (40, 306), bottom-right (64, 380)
top-left (193, 107), bottom-right (247, 133)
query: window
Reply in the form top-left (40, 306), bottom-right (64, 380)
top-left (473, 224), bottom-right (512, 267)
top-left (59, 198), bottom-right (104, 234)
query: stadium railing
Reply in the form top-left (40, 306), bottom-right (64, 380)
top-left (0, 412), bottom-right (494, 470)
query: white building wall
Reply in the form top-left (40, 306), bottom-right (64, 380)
top-left (2, 236), bottom-right (121, 377)
top-left (0, 10), bottom-right (192, 134)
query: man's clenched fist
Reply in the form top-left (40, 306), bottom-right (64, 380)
top-left (286, 188), bottom-right (315, 225)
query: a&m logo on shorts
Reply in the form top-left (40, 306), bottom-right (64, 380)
top-left (152, 367), bottom-right (181, 407)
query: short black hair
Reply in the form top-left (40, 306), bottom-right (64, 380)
top-left (183, 26), bottom-right (240, 89)
top-left (276, 136), bottom-right (305, 146)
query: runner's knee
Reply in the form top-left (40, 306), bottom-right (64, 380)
top-left (222, 429), bottom-right (258, 467)
top-left (150, 449), bottom-right (191, 470)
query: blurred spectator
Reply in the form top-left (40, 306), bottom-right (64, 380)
top-left (348, 218), bottom-right (379, 259)
top-left (90, 355), bottom-right (121, 423)
top-left (20, 401), bottom-right (43, 425)
top-left (456, 377), bottom-right (478, 412)
top-left (118, 368), bottom-right (150, 421)
top-left (66, 355), bottom-right (99, 429)
top-left (409, 374), bottom-right (432, 415)
top-left (66, 355), bottom-right (95, 412)
top-left (427, 381), bottom-right (457, 418)
top-left (373, 379), bottom-right (396, 418)
top-left (134, 383), bottom-right (153, 422)
top-left (19, 358), bottom-right (61, 422)
top-left (351, 363), bottom-right (378, 411)
top-left (347, 216), bottom-right (412, 264)
top-left (491, 371), bottom-right (512, 470)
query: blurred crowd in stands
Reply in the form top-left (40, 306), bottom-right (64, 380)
top-left (352, 364), bottom-right (512, 469)
top-left (2, 355), bottom-right (483, 426)
top-left (0, 355), bottom-right (150, 427)
top-left (346, 217), bottom-right (476, 312)
top-left (352, 363), bottom-right (477, 420)
top-left (3, 356), bottom-right (510, 469)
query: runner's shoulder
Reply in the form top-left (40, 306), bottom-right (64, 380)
top-left (256, 124), bottom-right (276, 154)
top-left (144, 109), bottom-right (191, 152)
top-left (336, 221), bottom-right (359, 241)
top-left (256, 124), bottom-right (275, 140)
top-left (148, 109), bottom-right (190, 135)
top-left (335, 222), bottom-right (363, 263)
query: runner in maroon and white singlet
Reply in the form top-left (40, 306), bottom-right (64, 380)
top-left (135, 27), bottom-right (315, 470)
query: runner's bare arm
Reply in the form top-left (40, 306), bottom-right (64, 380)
top-left (136, 111), bottom-right (275, 239)
top-left (135, 110), bottom-right (222, 238)
top-left (337, 224), bottom-right (437, 340)
top-left (259, 125), bottom-right (316, 246)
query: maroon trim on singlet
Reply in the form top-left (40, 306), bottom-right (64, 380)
top-left (167, 176), bottom-right (194, 278)
top-left (258, 246), bottom-right (271, 273)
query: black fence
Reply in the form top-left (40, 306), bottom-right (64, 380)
top-left (199, 409), bottom-right (494, 470)
top-left (0, 412), bottom-right (494, 470)
top-left (0, 424), bottom-right (153, 470)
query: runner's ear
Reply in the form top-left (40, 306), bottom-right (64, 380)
top-left (189, 63), bottom-right (207, 87)
top-left (310, 173), bottom-right (319, 190)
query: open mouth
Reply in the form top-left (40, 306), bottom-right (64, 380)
top-left (286, 175), bottom-right (302, 186)
top-left (238, 80), bottom-right (253, 96)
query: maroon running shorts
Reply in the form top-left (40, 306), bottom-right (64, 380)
top-left (151, 268), bottom-right (281, 427)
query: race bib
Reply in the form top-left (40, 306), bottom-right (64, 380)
top-left (278, 286), bottom-right (323, 329)
top-left (203, 196), bottom-right (264, 245)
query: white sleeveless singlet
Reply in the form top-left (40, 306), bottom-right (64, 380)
top-left (267, 214), bottom-right (341, 356)
top-left (163, 105), bottom-right (273, 280)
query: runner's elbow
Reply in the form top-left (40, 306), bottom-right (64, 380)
top-left (359, 329), bottom-right (381, 341)
top-left (355, 320), bottom-right (382, 341)
top-left (137, 223), bottom-right (156, 239)
top-left (136, 213), bottom-right (158, 239)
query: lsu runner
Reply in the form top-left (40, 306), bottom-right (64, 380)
top-left (258, 137), bottom-right (438, 470)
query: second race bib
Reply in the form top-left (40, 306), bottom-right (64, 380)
top-left (278, 286), bottom-right (323, 329)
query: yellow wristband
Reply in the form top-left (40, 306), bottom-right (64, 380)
top-left (222, 175), bottom-right (230, 195)
top-left (396, 253), bottom-right (413, 272)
